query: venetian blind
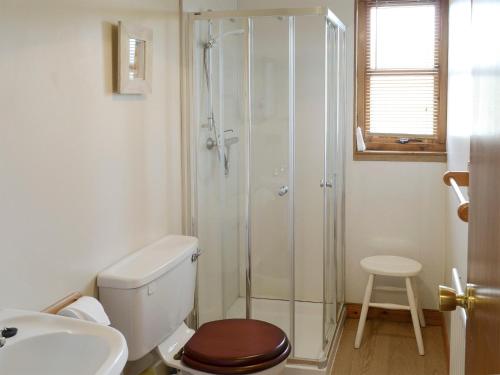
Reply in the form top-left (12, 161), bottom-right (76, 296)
top-left (362, 0), bottom-right (441, 138)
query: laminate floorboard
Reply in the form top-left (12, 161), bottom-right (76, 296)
top-left (331, 319), bottom-right (447, 375)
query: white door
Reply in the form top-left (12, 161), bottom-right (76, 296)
top-left (444, 0), bottom-right (472, 373)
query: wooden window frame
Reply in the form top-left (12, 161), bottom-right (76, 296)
top-left (355, 0), bottom-right (448, 162)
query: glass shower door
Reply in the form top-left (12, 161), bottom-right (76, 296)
top-left (323, 20), bottom-right (344, 349)
top-left (249, 15), bottom-right (294, 351)
top-left (293, 14), bottom-right (328, 361)
top-left (336, 28), bottom-right (347, 321)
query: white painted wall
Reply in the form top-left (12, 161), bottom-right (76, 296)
top-left (0, 0), bottom-right (182, 310)
top-left (238, 0), bottom-right (447, 309)
top-left (346, 162), bottom-right (446, 308)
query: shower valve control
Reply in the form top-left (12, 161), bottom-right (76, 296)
top-left (278, 185), bottom-right (289, 197)
top-left (206, 137), bottom-right (216, 150)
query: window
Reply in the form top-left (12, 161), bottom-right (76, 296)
top-left (356, 0), bottom-right (448, 160)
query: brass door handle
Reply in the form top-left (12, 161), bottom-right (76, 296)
top-left (438, 284), bottom-right (475, 312)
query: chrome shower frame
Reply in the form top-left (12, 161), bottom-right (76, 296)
top-left (180, 6), bottom-right (346, 369)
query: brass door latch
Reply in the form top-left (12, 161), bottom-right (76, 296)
top-left (438, 284), bottom-right (475, 312)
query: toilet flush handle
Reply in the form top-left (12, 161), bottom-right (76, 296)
top-left (192, 248), bottom-right (202, 262)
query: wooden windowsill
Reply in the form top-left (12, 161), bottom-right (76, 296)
top-left (354, 150), bottom-right (447, 162)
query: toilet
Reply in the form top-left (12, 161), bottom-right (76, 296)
top-left (97, 235), bottom-right (291, 375)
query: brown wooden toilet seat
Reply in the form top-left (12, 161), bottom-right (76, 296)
top-left (181, 319), bottom-right (291, 374)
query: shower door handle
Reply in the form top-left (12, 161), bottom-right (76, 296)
top-left (320, 179), bottom-right (333, 188)
top-left (278, 185), bottom-right (289, 197)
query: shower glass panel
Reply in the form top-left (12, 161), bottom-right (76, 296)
top-left (193, 17), bottom-right (248, 324)
top-left (294, 15), bottom-right (327, 360)
top-left (323, 19), bottom-right (347, 349)
top-left (248, 15), bottom-right (293, 346)
top-left (188, 8), bottom-right (346, 366)
top-left (324, 20), bottom-right (338, 349)
top-left (336, 28), bottom-right (347, 322)
top-left (218, 18), bottom-right (247, 321)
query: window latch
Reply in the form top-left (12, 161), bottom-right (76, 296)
top-left (397, 138), bottom-right (423, 144)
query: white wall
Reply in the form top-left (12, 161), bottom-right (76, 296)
top-left (332, 0), bottom-right (447, 309)
top-left (0, 0), bottom-right (182, 310)
top-left (346, 162), bottom-right (446, 308)
top-left (238, 0), bottom-right (447, 309)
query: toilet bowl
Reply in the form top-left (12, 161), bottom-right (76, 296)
top-left (97, 236), bottom-right (290, 375)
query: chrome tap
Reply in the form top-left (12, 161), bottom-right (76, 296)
top-left (0, 327), bottom-right (18, 348)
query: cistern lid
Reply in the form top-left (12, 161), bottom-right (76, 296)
top-left (97, 235), bottom-right (198, 289)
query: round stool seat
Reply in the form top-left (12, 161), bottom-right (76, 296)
top-left (182, 319), bottom-right (291, 374)
top-left (360, 255), bottom-right (422, 277)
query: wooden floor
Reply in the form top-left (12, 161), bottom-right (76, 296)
top-left (331, 319), bottom-right (448, 375)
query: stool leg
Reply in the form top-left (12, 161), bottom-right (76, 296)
top-left (355, 274), bottom-right (374, 349)
top-left (412, 278), bottom-right (426, 327)
top-left (406, 277), bottom-right (425, 355)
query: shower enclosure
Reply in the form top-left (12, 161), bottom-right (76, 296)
top-left (184, 7), bottom-right (346, 366)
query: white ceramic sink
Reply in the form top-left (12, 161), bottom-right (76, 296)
top-left (0, 309), bottom-right (128, 375)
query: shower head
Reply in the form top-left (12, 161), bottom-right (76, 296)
top-left (205, 29), bottom-right (245, 49)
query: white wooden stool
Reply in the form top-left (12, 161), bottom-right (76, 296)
top-left (354, 255), bottom-right (426, 355)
